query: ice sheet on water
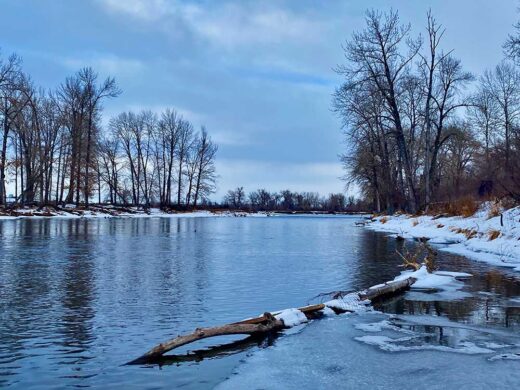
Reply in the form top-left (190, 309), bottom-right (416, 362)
top-left (354, 335), bottom-right (495, 354)
top-left (216, 313), bottom-right (520, 390)
top-left (489, 352), bottom-right (520, 361)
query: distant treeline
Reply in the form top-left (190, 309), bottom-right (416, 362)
top-left (0, 52), bottom-right (217, 208)
top-left (220, 187), bottom-right (367, 212)
top-left (334, 10), bottom-right (520, 213)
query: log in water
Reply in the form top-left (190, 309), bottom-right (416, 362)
top-left (129, 277), bottom-right (416, 364)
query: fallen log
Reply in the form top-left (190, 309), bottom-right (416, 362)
top-left (128, 277), bottom-right (416, 365)
top-left (359, 277), bottom-right (416, 301)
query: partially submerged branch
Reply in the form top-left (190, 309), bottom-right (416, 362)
top-left (128, 277), bottom-right (416, 365)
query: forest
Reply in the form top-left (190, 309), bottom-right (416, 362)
top-left (334, 10), bottom-right (520, 213)
top-left (0, 59), bottom-right (217, 209)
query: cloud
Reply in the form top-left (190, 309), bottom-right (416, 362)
top-left (60, 54), bottom-right (144, 77)
top-left (95, 0), bottom-right (325, 49)
top-left (211, 130), bottom-right (251, 146)
top-left (186, 4), bottom-right (324, 49)
top-left (214, 159), bottom-right (345, 199)
top-left (95, 0), bottom-right (173, 21)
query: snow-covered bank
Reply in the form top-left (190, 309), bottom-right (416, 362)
top-left (0, 206), bottom-right (272, 220)
top-left (366, 205), bottom-right (520, 272)
top-left (0, 206), bottom-right (364, 220)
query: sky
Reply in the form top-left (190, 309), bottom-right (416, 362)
top-left (1, 0), bottom-right (519, 200)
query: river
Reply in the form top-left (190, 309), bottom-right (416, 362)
top-left (1, 215), bottom-right (519, 388)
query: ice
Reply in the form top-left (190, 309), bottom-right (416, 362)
top-left (392, 266), bottom-right (471, 301)
top-left (216, 313), bottom-right (520, 389)
top-left (489, 352), bottom-right (520, 361)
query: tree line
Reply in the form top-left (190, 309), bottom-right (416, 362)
top-left (0, 52), bottom-right (217, 208)
top-left (222, 187), bottom-right (366, 212)
top-left (334, 9), bottom-right (520, 213)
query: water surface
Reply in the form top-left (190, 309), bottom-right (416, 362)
top-left (1, 215), bottom-right (519, 388)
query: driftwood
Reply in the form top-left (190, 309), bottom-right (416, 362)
top-left (128, 277), bottom-right (416, 365)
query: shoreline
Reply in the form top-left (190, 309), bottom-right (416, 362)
top-left (365, 204), bottom-right (520, 273)
top-left (0, 206), bottom-right (366, 221)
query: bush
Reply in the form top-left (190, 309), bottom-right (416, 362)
top-left (429, 197), bottom-right (479, 218)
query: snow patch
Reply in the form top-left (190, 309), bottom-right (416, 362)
top-left (324, 293), bottom-right (370, 312)
top-left (393, 266), bottom-right (471, 296)
top-left (274, 308), bottom-right (308, 327)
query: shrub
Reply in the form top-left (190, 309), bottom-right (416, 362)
top-left (428, 197), bottom-right (479, 218)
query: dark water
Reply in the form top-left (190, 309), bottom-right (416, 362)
top-left (0, 215), bottom-right (519, 389)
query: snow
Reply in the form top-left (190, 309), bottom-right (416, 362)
top-left (271, 294), bottom-right (370, 329)
top-left (324, 293), bottom-right (370, 312)
top-left (367, 204), bottom-right (520, 273)
top-left (393, 266), bottom-right (471, 293)
top-left (0, 208), bottom-right (271, 220)
top-left (275, 309), bottom-right (308, 327)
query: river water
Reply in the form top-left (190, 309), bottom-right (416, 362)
top-left (0, 215), bottom-right (519, 389)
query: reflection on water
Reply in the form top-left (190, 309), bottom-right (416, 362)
top-left (0, 216), bottom-right (519, 388)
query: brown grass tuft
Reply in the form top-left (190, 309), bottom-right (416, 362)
top-left (380, 216), bottom-right (388, 224)
top-left (412, 219), bottom-right (419, 227)
top-left (451, 227), bottom-right (478, 239)
top-left (488, 229), bottom-right (501, 241)
top-left (436, 224), bottom-right (444, 228)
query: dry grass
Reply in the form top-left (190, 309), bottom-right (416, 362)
top-left (429, 197), bottom-right (479, 218)
top-left (487, 202), bottom-right (502, 219)
top-left (450, 227), bottom-right (478, 240)
top-left (412, 219), bottom-right (419, 227)
top-left (380, 216), bottom-right (389, 224)
top-left (396, 243), bottom-right (437, 273)
top-left (488, 229), bottom-right (501, 241)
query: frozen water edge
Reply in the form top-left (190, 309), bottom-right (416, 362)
top-left (216, 312), bottom-right (520, 390)
top-left (214, 267), bottom-right (520, 389)
top-left (366, 204), bottom-right (520, 273)
top-left (0, 208), bottom-right (273, 220)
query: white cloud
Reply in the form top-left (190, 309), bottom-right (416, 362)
top-left (211, 130), bottom-right (251, 146)
top-left (96, 0), bottom-right (324, 49)
top-left (60, 54), bottom-right (144, 77)
top-left (186, 4), bottom-right (324, 48)
top-left (214, 159), bottom-right (345, 199)
top-left (95, 0), bottom-right (173, 21)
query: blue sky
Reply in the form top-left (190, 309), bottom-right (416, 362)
top-left (1, 0), bottom-right (518, 199)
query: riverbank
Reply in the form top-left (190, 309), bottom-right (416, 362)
top-left (366, 203), bottom-right (520, 272)
top-left (0, 206), bottom-right (366, 220)
top-left (0, 206), bottom-right (270, 220)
